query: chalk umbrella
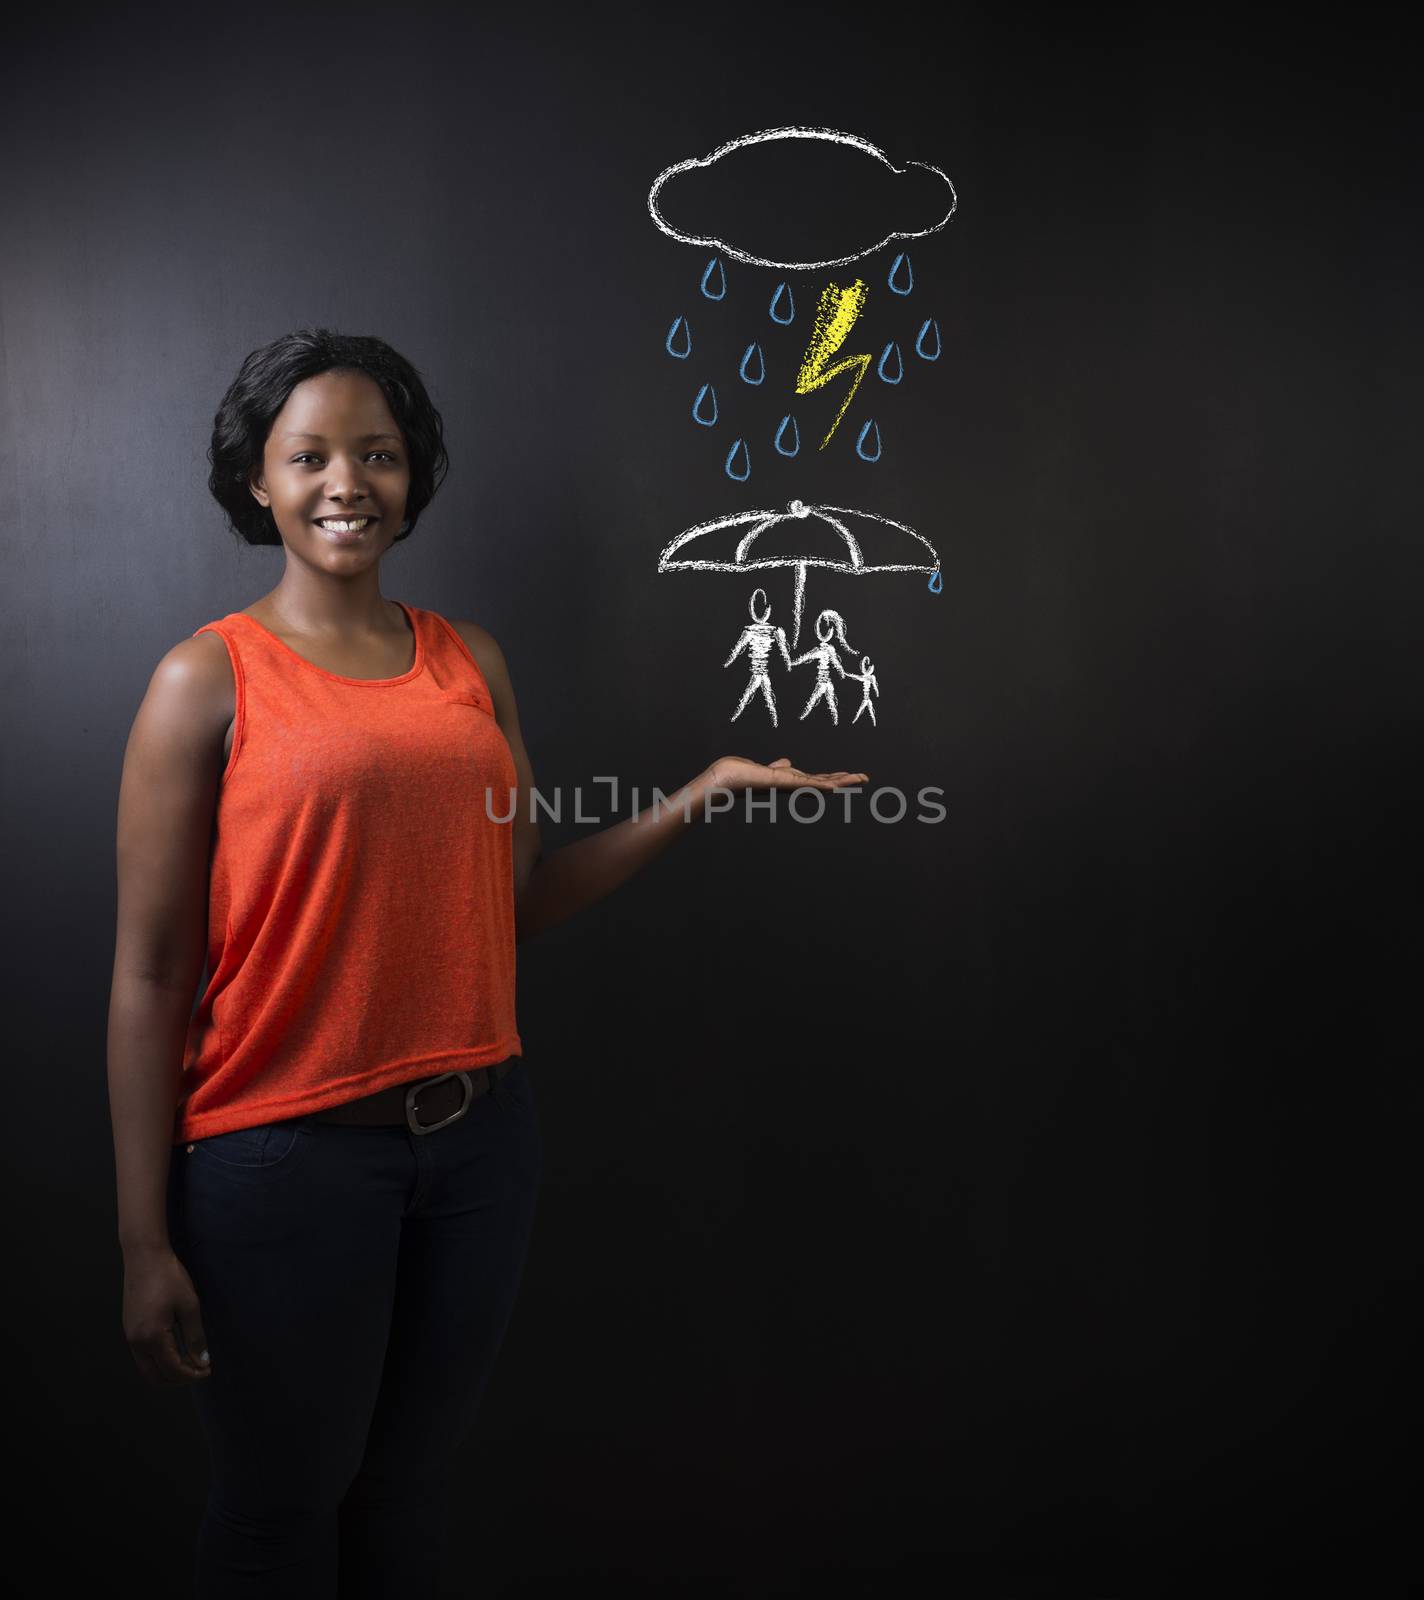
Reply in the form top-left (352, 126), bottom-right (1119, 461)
top-left (657, 498), bottom-right (942, 649)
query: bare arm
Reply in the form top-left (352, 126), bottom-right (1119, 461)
top-left (456, 620), bottom-right (717, 942)
top-left (723, 629), bottom-right (749, 667)
top-left (515, 767), bottom-right (726, 942)
top-left (515, 760), bottom-right (872, 941)
top-left (109, 633), bottom-right (229, 1386)
top-left (453, 622), bottom-right (542, 908)
top-left (454, 622), bottom-right (864, 943)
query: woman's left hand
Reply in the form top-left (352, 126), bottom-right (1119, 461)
top-left (706, 755), bottom-right (869, 795)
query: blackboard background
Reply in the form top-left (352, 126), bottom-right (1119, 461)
top-left (3, 2), bottom-right (1418, 1593)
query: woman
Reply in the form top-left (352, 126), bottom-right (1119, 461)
top-left (107, 328), bottom-right (866, 1598)
top-left (789, 608), bottom-right (859, 725)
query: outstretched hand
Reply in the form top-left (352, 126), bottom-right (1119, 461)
top-left (708, 755), bottom-right (869, 795)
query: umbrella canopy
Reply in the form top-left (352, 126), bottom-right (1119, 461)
top-left (657, 498), bottom-right (941, 648)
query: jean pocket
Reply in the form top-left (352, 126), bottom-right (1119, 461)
top-left (191, 1119), bottom-right (306, 1170)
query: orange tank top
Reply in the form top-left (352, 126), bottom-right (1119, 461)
top-left (173, 600), bottom-right (522, 1143)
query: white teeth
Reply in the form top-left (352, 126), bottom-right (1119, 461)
top-left (317, 518), bottom-right (370, 532)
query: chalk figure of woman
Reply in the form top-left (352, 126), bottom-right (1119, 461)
top-left (789, 609), bottom-right (858, 725)
top-left (849, 655), bottom-right (880, 725)
top-left (724, 587), bottom-right (792, 728)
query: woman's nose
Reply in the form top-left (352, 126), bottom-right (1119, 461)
top-left (325, 469), bottom-right (371, 498)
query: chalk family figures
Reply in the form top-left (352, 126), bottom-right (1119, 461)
top-left (725, 590), bottom-right (879, 728)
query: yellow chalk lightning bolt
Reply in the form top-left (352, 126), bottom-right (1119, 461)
top-left (795, 278), bottom-right (871, 449)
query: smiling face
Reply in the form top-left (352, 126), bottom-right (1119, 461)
top-left (247, 369), bottom-right (411, 564)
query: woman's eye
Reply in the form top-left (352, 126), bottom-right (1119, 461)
top-left (291, 452), bottom-right (397, 464)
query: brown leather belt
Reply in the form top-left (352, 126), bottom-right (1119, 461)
top-left (307, 1059), bottom-right (515, 1134)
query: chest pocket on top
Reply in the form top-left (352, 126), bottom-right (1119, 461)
top-left (439, 686), bottom-right (495, 716)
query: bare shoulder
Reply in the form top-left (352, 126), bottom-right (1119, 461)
top-left (170, 627), bottom-right (234, 675)
top-left (446, 617), bottom-right (509, 684)
top-left (445, 618), bottom-right (529, 743)
top-left (145, 630), bottom-right (234, 726)
top-left (118, 632), bottom-right (235, 793)
top-left (114, 631), bottom-right (235, 989)
top-left (446, 616), bottom-right (496, 654)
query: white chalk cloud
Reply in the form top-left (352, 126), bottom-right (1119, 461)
top-left (647, 126), bottom-right (957, 271)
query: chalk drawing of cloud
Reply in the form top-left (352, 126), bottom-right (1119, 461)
top-left (647, 126), bottom-right (956, 271)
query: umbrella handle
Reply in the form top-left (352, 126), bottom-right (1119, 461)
top-left (791, 562), bottom-right (807, 651)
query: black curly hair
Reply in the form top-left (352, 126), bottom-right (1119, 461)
top-left (207, 328), bottom-right (450, 546)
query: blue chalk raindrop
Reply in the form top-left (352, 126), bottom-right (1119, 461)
top-left (855, 419), bottom-right (882, 462)
top-left (724, 437), bottom-right (750, 481)
top-left (914, 318), bottom-right (940, 360)
top-left (739, 341), bottom-right (765, 385)
top-left (888, 253), bottom-right (913, 295)
top-left (665, 316), bottom-right (691, 359)
top-left (876, 341), bottom-right (903, 384)
top-left (700, 256), bottom-right (727, 300)
top-left (769, 282), bottom-right (795, 324)
top-left (773, 414), bottom-right (800, 456)
top-left (928, 568), bottom-right (943, 594)
top-left (692, 383), bottom-right (718, 426)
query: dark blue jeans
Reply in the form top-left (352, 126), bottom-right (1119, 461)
top-left (165, 1059), bottom-right (542, 1598)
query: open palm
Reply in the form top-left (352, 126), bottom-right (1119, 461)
top-left (709, 755), bottom-right (868, 794)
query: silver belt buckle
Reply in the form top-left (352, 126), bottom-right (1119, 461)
top-left (405, 1070), bottom-right (473, 1135)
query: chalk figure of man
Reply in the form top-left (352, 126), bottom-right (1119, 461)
top-left (724, 587), bottom-right (793, 727)
top-left (849, 654), bottom-right (880, 725)
top-left (789, 609), bottom-right (857, 726)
